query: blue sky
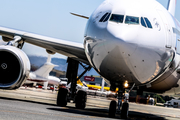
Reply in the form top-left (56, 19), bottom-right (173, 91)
top-left (0, 0), bottom-right (179, 58)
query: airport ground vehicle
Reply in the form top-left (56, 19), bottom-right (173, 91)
top-left (164, 99), bottom-right (180, 108)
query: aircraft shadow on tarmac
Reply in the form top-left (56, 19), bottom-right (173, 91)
top-left (47, 106), bottom-right (167, 120)
top-left (0, 97), bottom-right (166, 120)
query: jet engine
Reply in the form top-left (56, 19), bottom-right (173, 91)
top-left (0, 45), bottom-right (30, 89)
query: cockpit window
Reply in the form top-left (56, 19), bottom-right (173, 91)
top-left (125, 16), bottom-right (139, 24)
top-left (144, 17), bottom-right (152, 28)
top-left (141, 17), bottom-right (147, 27)
top-left (103, 13), bottom-right (111, 22)
top-left (109, 14), bottom-right (124, 23)
top-left (99, 13), bottom-right (111, 22)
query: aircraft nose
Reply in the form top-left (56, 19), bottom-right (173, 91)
top-left (104, 24), bottom-right (139, 59)
top-left (102, 23), bottom-right (174, 84)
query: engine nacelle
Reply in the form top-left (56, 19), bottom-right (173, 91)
top-left (0, 45), bottom-right (30, 89)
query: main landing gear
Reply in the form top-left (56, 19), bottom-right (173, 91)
top-left (109, 84), bottom-right (130, 119)
top-left (56, 58), bottom-right (91, 109)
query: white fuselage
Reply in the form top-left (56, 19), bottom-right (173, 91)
top-left (48, 76), bottom-right (60, 86)
top-left (26, 72), bottom-right (60, 86)
top-left (84, 0), bottom-right (180, 92)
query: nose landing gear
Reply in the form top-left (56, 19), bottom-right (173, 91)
top-left (108, 85), bottom-right (129, 119)
top-left (109, 100), bottom-right (117, 118)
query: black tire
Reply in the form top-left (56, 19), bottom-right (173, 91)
top-left (121, 102), bottom-right (129, 119)
top-left (57, 88), bottom-right (68, 107)
top-left (75, 90), bottom-right (87, 109)
top-left (109, 100), bottom-right (117, 118)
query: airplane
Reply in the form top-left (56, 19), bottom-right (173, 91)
top-left (25, 54), bottom-right (60, 89)
top-left (0, 0), bottom-right (179, 118)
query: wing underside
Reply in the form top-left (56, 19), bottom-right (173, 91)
top-left (0, 26), bottom-right (89, 64)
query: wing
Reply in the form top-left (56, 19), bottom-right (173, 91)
top-left (0, 26), bottom-right (89, 64)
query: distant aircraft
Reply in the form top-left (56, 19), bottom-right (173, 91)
top-left (0, 0), bottom-right (179, 118)
top-left (25, 54), bottom-right (60, 89)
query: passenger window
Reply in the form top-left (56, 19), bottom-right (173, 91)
top-left (144, 17), bottom-right (152, 28)
top-left (99, 13), bottom-right (110, 22)
top-left (125, 16), bottom-right (139, 24)
top-left (109, 14), bottom-right (124, 23)
top-left (141, 17), bottom-right (147, 27)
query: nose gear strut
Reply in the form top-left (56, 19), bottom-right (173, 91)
top-left (108, 83), bottom-right (134, 119)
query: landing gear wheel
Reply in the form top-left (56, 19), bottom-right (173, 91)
top-left (121, 102), bottom-right (129, 119)
top-left (57, 88), bottom-right (68, 107)
top-left (75, 90), bottom-right (87, 109)
top-left (109, 100), bottom-right (117, 118)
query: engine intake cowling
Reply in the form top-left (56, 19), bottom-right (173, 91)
top-left (0, 45), bottom-right (30, 89)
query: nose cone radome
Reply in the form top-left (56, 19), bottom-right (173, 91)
top-left (104, 23), bottom-right (139, 60)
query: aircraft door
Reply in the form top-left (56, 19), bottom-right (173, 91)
top-left (157, 10), bottom-right (172, 48)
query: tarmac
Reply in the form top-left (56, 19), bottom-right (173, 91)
top-left (0, 87), bottom-right (179, 120)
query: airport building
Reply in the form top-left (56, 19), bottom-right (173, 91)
top-left (79, 76), bottom-right (109, 87)
top-left (49, 69), bottom-right (108, 87)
